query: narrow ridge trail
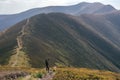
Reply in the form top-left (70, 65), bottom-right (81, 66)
top-left (17, 19), bottom-right (29, 51)
top-left (11, 19), bottom-right (30, 67)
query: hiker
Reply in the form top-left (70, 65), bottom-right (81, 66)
top-left (45, 59), bottom-right (49, 73)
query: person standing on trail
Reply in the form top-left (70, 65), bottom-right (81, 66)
top-left (45, 59), bottom-right (49, 73)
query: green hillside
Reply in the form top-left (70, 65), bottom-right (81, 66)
top-left (0, 13), bottom-right (120, 72)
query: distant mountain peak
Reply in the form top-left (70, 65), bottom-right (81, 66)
top-left (75, 2), bottom-right (115, 10)
top-left (74, 2), bottom-right (103, 7)
top-left (105, 4), bottom-right (116, 10)
top-left (76, 2), bottom-right (103, 5)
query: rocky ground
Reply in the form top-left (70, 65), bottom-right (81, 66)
top-left (0, 71), bottom-right (28, 80)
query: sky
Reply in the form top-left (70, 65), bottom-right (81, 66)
top-left (0, 0), bottom-right (120, 14)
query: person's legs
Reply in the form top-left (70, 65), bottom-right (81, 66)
top-left (46, 67), bottom-right (48, 71)
top-left (46, 66), bottom-right (49, 73)
top-left (48, 66), bottom-right (49, 72)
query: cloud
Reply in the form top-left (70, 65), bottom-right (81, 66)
top-left (0, 0), bottom-right (74, 14)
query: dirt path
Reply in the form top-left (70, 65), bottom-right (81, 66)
top-left (40, 72), bottom-right (55, 80)
top-left (11, 19), bottom-right (29, 67)
top-left (17, 18), bottom-right (29, 53)
top-left (23, 72), bottom-right (55, 80)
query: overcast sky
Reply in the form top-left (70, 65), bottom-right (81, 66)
top-left (0, 0), bottom-right (120, 14)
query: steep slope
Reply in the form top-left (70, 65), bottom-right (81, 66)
top-left (0, 19), bottom-right (31, 67)
top-left (8, 19), bottom-right (30, 67)
top-left (78, 13), bottom-right (120, 48)
top-left (0, 20), bottom-right (25, 65)
top-left (0, 15), bottom-right (12, 31)
top-left (0, 13), bottom-right (120, 72)
top-left (77, 12), bottom-right (120, 69)
top-left (104, 10), bottom-right (120, 31)
top-left (0, 2), bottom-right (116, 31)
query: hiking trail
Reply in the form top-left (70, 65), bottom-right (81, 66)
top-left (23, 71), bottom-right (55, 80)
top-left (9, 19), bottom-right (30, 67)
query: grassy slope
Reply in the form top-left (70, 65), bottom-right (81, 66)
top-left (0, 13), bottom-right (120, 72)
top-left (0, 21), bottom-right (26, 65)
top-left (78, 14), bottom-right (120, 68)
top-left (21, 13), bottom-right (120, 72)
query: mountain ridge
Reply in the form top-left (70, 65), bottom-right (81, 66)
top-left (0, 2), bottom-right (117, 31)
top-left (1, 13), bottom-right (120, 72)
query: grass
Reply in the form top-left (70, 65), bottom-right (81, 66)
top-left (8, 50), bottom-right (31, 67)
top-left (53, 68), bottom-right (120, 80)
top-left (32, 72), bottom-right (43, 78)
top-left (17, 67), bottom-right (47, 80)
top-left (0, 67), bottom-right (120, 80)
top-left (1, 13), bottom-right (120, 72)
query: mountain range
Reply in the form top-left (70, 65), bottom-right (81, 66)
top-left (0, 2), bottom-right (120, 73)
top-left (0, 2), bottom-right (116, 31)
